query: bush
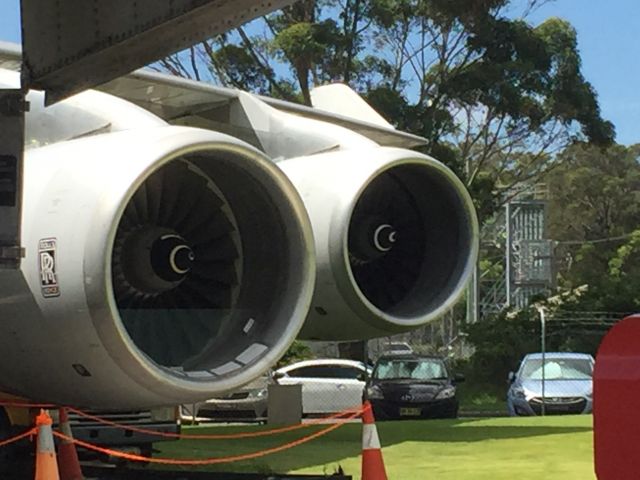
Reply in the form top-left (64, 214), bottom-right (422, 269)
top-left (463, 309), bottom-right (540, 387)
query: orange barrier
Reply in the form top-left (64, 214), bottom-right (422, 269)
top-left (66, 404), bottom-right (362, 440)
top-left (360, 402), bottom-right (388, 480)
top-left (34, 410), bottom-right (60, 480)
top-left (52, 408), bottom-right (362, 466)
top-left (0, 404), bottom-right (366, 475)
top-left (0, 427), bottom-right (37, 448)
top-left (0, 401), bottom-right (57, 409)
top-left (0, 400), bottom-right (361, 441)
top-left (57, 408), bottom-right (83, 480)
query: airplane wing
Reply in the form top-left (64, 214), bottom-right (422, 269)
top-left (0, 42), bottom-right (426, 149)
top-left (0, 41), bottom-right (22, 72)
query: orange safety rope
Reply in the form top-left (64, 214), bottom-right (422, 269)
top-left (0, 401), bottom-right (56, 409)
top-left (66, 404), bottom-right (363, 440)
top-left (0, 428), bottom-right (37, 448)
top-left (52, 409), bottom-right (362, 465)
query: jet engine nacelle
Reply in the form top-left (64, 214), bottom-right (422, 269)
top-left (0, 126), bottom-right (315, 409)
top-left (279, 147), bottom-right (478, 340)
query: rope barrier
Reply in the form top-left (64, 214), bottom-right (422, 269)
top-left (0, 427), bottom-right (37, 448)
top-left (52, 408), bottom-right (362, 465)
top-left (66, 404), bottom-right (363, 440)
top-left (0, 401), bottom-right (56, 409)
top-left (0, 401), bottom-right (365, 442)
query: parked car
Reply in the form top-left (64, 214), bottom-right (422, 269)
top-left (274, 359), bottom-right (369, 414)
top-left (365, 354), bottom-right (462, 420)
top-left (382, 341), bottom-right (414, 356)
top-left (507, 352), bottom-right (594, 416)
top-left (191, 374), bottom-right (272, 422)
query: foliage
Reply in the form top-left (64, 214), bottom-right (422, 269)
top-left (275, 340), bottom-right (314, 369)
top-left (157, 0), bottom-right (613, 220)
top-left (463, 298), bottom-right (611, 389)
top-left (463, 309), bottom-right (540, 384)
top-left (545, 143), bottom-right (640, 313)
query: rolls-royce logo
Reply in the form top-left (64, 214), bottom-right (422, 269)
top-left (38, 238), bottom-right (60, 298)
top-left (401, 393), bottom-right (413, 402)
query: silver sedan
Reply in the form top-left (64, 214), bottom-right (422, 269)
top-left (507, 352), bottom-right (594, 416)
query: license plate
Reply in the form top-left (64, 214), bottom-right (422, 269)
top-left (399, 407), bottom-right (421, 416)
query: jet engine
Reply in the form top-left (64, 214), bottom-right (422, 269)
top-left (279, 146), bottom-right (478, 340)
top-left (0, 124), bottom-right (315, 408)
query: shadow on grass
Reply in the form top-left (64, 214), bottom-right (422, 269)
top-left (377, 418), bottom-right (592, 443)
top-left (152, 417), bottom-right (592, 475)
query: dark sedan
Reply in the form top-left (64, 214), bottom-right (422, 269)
top-left (365, 355), bottom-right (462, 419)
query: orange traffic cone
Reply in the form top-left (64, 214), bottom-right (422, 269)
top-left (57, 408), bottom-right (83, 480)
top-left (34, 409), bottom-right (60, 480)
top-left (361, 401), bottom-right (388, 480)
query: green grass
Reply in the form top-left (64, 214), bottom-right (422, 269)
top-left (457, 382), bottom-right (508, 413)
top-left (153, 415), bottom-right (595, 479)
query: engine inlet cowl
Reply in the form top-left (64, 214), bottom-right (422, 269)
top-left (0, 125), bottom-right (314, 409)
top-left (279, 146), bottom-right (478, 341)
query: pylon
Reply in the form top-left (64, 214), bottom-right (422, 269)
top-left (361, 401), bottom-right (388, 480)
top-left (57, 408), bottom-right (83, 480)
top-left (34, 409), bottom-right (60, 480)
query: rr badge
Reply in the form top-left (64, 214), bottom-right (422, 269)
top-left (38, 238), bottom-right (60, 298)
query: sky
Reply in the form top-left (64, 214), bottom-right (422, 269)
top-left (1, 0), bottom-right (639, 145)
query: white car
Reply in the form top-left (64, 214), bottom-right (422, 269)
top-left (274, 359), bottom-right (369, 414)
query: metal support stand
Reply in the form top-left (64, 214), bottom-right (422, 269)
top-left (0, 89), bottom-right (27, 269)
top-left (536, 306), bottom-right (546, 416)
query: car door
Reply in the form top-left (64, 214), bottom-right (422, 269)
top-left (277, 364), bottom-right (364, 414)
top-left (328, 364), bottom-right (367, 410)
top-left (277, 365), bottom-right (333, 414)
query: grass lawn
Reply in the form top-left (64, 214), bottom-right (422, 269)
top-left (457, 382), bottom-right (508, 414)
top-left (153, 415), bottom-right (595, 479)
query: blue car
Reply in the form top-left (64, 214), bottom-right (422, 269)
top-left (507, 352), bottom-right (594, 416)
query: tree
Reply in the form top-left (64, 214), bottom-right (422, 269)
top-left (545, 143), bottom-right (640, 313)
top-left (275, 340), bottom-right (314, 368)
top-left (363, 2), bottom-right (614, 219)
top-left (158, 0), bottom-right (614, 220)
top-left (464, 308), bottom-right (539, 385)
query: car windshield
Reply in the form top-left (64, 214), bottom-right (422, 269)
top-left (520, 358), bottom-right (592, 380)
top-left (373, 358), bottom-right (447, 380)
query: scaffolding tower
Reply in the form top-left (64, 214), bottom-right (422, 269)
top-left (478, 185), bottom-right (554, 318)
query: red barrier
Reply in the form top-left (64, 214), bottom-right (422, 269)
top-left (594, 314), bottom-right (640, 479)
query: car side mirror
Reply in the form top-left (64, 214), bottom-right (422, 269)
top-left (273, 371), bottom-right (285, 382)
top-left (508, 371), bottom-right (515, 384)
top-left (454, 373), bottom-right (465, 383)
top-left (357, 372), bottom-right (367, 382)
